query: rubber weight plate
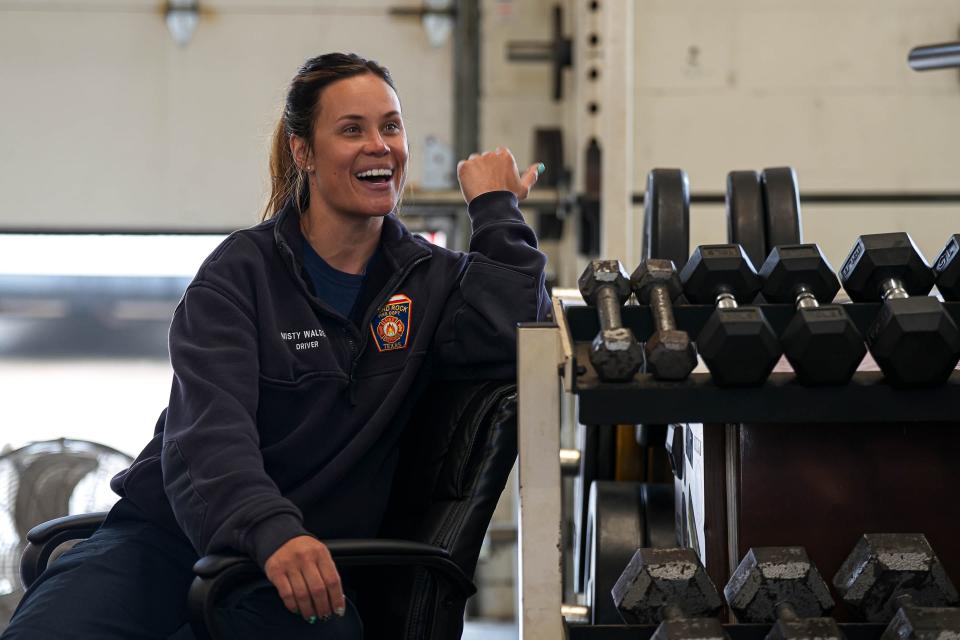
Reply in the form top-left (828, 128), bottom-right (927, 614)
top-left (573, 423), bottom-right (617, 594)
top-left (584, 481), bottom-right (645, 624)
top-left (726, 170), bottom-right (768, 269)
top-left (640, 169), bottom-right (690, 455)
top-left (761, 166), bottom-right (803, 253)
top-left (641, 483), bottom-right (677, 549)
top-left (643, 168), bottom-right (691, 270)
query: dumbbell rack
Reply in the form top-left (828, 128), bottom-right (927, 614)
top-left (515, 298), bottom-right (960, 640)
top-left (573, 302), bottom-right (960, 423)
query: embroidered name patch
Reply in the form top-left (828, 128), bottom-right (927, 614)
top-left (279, 328), bottom-right (326, 351)
top-left (370, 293), bottom-right (412, 352)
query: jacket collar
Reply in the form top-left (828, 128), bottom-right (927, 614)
top-left (272, 199), bottom-right (431, 280)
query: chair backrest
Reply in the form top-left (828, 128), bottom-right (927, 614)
top-left (364, 378), bottom-right (518, 640)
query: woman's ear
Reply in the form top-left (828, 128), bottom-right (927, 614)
top-left (289, 135), bottom-right (312, 170)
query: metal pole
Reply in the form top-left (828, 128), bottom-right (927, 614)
top-left (453, 0), bottom-right (480, 160)
top-left (908, 41), bottom-right (960, 71)
top-left (600, 1), bottom-right (635, 266)
top-left (517, 323), bottom-right (563, 640)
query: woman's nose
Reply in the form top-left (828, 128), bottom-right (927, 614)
top-left (364, 133), bottom-right (390, 155)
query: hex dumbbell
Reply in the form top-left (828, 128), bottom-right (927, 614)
top-left (725, 546), bottom-right (844, 640)
top-left (631, 259), bottom-right (698, 381)
top-left (839, 232), bottom-right (960, 387)
top-left (834, 533), bottom-right (960, 640)
top-left (578, 260), bottom-right (644, 382)
top-left (759, 244), bottom-right (866, 385)
top-left (612, 547), bottom-right (728, 640)
top-left (680, 244), bottom-right (782, 387)
top-left (933, 234), bottom-right (960, 301)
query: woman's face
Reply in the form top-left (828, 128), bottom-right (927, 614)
top-left (305, 73), bottom-right (408, 219)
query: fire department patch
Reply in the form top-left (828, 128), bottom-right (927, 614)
top-left (370, 293), bottom-right (412, 352)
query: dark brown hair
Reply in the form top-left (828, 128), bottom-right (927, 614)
top-left (263, 52), bottom-right (397, 220)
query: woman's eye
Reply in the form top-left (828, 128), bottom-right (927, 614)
top-left (384, 122), bottom-right (402, 133)
top-left (343, 125), bottom-right (361, 134)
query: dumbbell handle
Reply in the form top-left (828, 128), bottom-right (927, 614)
top-left (880, 277), bottom-right (910, 301)
top-left (794, 285), bottom-right (821, 310)
top-left (660, 603), bottom-right (686, 621)
top-left (893, 593), bottom-right (918, 611)
top-left (596, 286), bottom-right (626, 332)
top-left (775, 602), bottom-right (801, 622)
top-left (649, 284), bottom-right (679, 333)
top-left (716, 291), bottom-right (739, 309)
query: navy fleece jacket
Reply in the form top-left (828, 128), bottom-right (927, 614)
top-left (110, 191), bottom-right (549, 568)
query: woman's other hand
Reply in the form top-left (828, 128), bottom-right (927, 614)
top-left (264, 535), bottom-right (345, 622)
top-left (457, 147), bottom-right (542, 204)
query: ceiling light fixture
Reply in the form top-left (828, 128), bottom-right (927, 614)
top-left (165, 0), bottom-right (200, 47)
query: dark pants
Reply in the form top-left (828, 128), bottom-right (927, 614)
top-left (2, 500), bottom-right (363, 640)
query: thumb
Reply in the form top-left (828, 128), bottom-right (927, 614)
top-left (519, 162), bottom-right (543, 198)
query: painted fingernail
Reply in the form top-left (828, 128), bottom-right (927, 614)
top-left (537, 162), bottom-right (546, 175)
top-left (308, 616), bottom-right (317, 624)
top-left (335, 606), bottom-right (346, 617)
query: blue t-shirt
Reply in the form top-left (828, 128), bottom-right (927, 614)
top-left (301, 236), bottom-right (367, 319)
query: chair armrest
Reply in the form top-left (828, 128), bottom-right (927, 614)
top-left (188, 539), bottom-right (475, 638)
top-left (20, 511), bottom-right (109, 589)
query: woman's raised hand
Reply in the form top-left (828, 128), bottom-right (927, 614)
top-left (456, 147), bottom-right (542, 204)
top-left (264, 535), bottom-right (345, 623)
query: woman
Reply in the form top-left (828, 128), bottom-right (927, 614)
top-left (3, 52), bottom-right (548, 639)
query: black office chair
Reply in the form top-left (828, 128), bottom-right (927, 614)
top-left (20, 379), bottom-right (519, 639)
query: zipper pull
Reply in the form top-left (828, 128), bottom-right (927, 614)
top-left (348, 371), bottom-right (358, 405)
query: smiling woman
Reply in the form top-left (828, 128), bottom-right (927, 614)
top-left (2, 52), bottom-right (549, 640)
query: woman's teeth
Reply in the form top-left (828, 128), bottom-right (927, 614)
top-left (355, 168), bottom-right (393, 181)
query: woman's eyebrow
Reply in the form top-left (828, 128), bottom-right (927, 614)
top-left (335, 111), bottom-right (401, 123)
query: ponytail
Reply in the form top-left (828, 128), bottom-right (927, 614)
top-left (262, 116), bottom-right (304, 220)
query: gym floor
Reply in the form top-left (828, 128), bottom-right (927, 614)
top-left (462, 621), bottom-right (516, 639)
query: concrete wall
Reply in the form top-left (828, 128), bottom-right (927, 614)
top-left (633, 0), bottom-right (960, 191)
top-left (626, 0), bottom-right (960, 270)
top-left (0, 0), bottom-right (454, 230)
